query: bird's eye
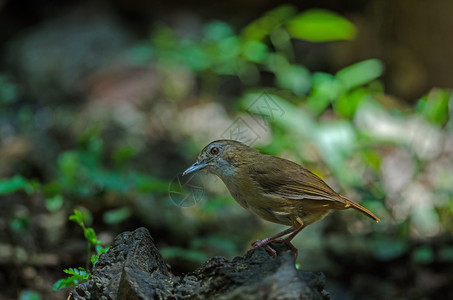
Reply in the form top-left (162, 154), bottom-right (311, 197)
top-left (210, 147), bottom-right (219, 155)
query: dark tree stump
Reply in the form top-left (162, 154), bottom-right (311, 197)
top-left (70, 227), bottom-right (329, 299)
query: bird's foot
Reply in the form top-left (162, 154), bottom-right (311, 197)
top-left (244, 238), bottom-right (298, 258)
top-left (272, 238), bottom-right (298, 258)
top-left (244, 239), bottom-right (277, 258)
top-left (244, 220), bottom-right (303, 258)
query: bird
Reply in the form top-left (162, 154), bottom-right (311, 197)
top-left (183, 139), bottom-right (380, 258)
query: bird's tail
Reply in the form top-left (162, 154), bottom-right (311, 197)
top-left (340, 195), bottom-right (380, 222)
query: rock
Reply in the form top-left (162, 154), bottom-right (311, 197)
top-left (70, 227), bottom-right (329, 300)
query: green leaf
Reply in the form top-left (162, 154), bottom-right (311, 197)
top-left (69, 209), bottom-right (85, 227)
top-left (63, 267), bottom-right (88, 276)
top-left (286, 9), bottom-right (356, 42)
top-left (335, 59), bottom-right (384, 91)
top-left (54, 268), bottom-right (90, 290)
top-left (91, 246), bottom-right (109, 266)
top-left (91, 254), bottom-right (100, 266)
top-left (84, 227), bottom-right (99, 245)
top-left (96, 245), bottom-right (110, 255)
top-left (416, 88), bottom-right (451, 125)
top-left (0, 175), bottom-right (34, 195)
top-left (53, 279), bottom-right (66, 290)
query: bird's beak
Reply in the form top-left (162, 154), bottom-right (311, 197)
top-left (182, 160), bottom-right (207, 176)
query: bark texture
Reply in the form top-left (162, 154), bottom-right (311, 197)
top-left (71, 227), bottom-right (329, 300)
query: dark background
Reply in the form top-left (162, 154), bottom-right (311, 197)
top-left (1, 0), bottom-right (452, 299)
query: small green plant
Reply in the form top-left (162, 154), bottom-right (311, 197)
top-left (54, 209), bottom-right (109, 290)
top-left (53, 268), bottom-right (90, 291)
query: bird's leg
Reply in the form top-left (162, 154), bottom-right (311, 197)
top-left (245, 218), bottom-right (305, 258)
top-left (272, 218), bottom-right (305, 258)
top-left (245, 223), bottom-right (299, 258)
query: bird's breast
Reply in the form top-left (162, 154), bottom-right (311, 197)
top-left (221, 175), bottom-right (295, 226)
top-left (222, 178), bottom-right (253, 210)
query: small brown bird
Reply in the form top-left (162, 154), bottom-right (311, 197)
top-left (183, 139), bottom-right (380, 257)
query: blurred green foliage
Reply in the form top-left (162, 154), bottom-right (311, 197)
top-left (0, 74), bottom-right (18, 104)
top-left (56, 132), bottom-right (169, 199)
top-left (127, 6), bottom-right (363, 95)
top-left (0, 175), bottom-right (37, 194)
top-left (18, 290), bottom-right (41, 300)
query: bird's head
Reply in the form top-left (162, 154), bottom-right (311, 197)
top-left (183, 139), bottom-right (257, 179)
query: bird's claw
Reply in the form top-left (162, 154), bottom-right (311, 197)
top-left (263, 244), bottom-right (277, 258)
top-left (245, 239), bottom-right (276, 258)
top-left (244, 238), bottom-right (298, 258)
top-left (273, 238), bottom-right (298, 258)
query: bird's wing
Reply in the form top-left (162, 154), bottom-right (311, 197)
top-left (250, 155), bottom-right (347, 203)
top-left (249, 155), bottom-right (381, 222)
